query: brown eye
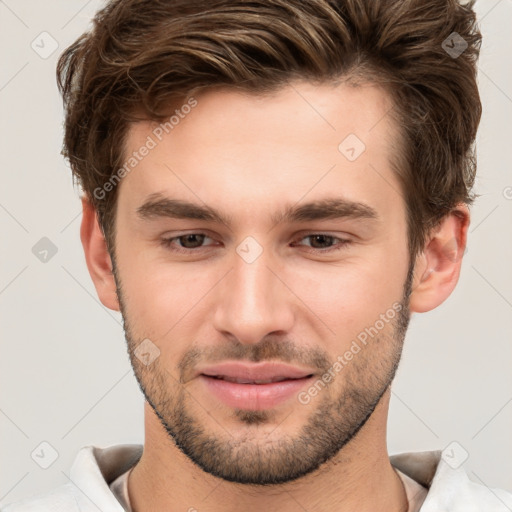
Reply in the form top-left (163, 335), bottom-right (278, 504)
top-left (161, 233), bottom-right (215, 253)
top-left (293, 234), bottom-right (351, 253)
top-left (307, 235), bottom-right (336, 249)
top-left (176, 234), bottom-right (207, 249)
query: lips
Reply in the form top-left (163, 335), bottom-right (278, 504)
top-left (198, 365), bottom-right (316, 410)
top-left (207, 375), bottom-right (300, 384)
top-left (197, 361), bottom-right (315, 384)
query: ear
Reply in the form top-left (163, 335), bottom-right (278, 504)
top-left (409, 204), bottom-right (470, 313)
top-left (80, 197), bottom-right (120, 311)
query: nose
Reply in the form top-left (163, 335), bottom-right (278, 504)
top-left (212, 249), bottom-right (295, 345)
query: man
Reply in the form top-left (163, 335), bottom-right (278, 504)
top-left (3, 0), bottom-right (512, 510)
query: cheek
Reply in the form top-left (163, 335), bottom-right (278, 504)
top-left (118, 254), bottom-right (222, 338)
top-left (287, 250), bottom-right (407, 339)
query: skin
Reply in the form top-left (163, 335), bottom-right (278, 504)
top-left (81, 81), bottom-right (469, 512)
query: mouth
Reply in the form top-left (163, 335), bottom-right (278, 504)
top-left (195, 361), bottom-right (317, 410)
top-left (198, 373), bottom-right (314, 411)
top-left (196, 361), bottom-right (317, 382)
top-left (202, 374), bottom-right (314, 384)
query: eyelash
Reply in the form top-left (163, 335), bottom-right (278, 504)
top-left (160, 233), bottom-right (352, 255)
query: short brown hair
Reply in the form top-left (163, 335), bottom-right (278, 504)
top-left (57, 0), bottom-right (482, 261)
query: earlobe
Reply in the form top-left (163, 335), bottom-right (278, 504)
top-left (80, 197), bottom-right (120, 311)
top-left (409, 205), bottom-right (470, 314)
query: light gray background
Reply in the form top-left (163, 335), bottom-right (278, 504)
top-left (1, 0), bottom-right (511, 506)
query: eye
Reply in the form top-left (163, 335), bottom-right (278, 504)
top-left (160, 233), bottom-right (216, 253)
top-left (293, 234), bottom-right (352, 253)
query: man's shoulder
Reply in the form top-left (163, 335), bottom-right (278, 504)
top-left (391, 450), bottom-right (512, 511)
top-left (1, 444), bottom-right (143, 512)
top-left (1, 483), bottom-right (80, 512)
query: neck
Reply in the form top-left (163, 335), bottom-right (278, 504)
top-left (128, 390), bottom-right (407, 512)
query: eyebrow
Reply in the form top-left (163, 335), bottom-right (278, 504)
top-left (136, 193), bottom-right (379, 227)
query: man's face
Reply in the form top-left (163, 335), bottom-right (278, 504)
top-left (112, 81), bottom-right (412, 485)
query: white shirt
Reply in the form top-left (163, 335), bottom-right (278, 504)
top-left (2, 444), bottom-right (512, 511)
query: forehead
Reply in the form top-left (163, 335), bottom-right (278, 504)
top-left (117, 81), bottom-right (404, 226)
